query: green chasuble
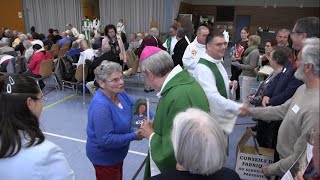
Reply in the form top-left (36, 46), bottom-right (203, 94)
top-left (198, 58), bottom-right (228, 98)
top-left (82, 19), bottom-right (92, 40)
top-left (144, 70), bottom-right (210, 179)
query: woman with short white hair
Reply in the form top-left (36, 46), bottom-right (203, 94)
top-left (76, 39), bottom-right (96, 67)
top-left (150, 108), bottom-right (240, 179)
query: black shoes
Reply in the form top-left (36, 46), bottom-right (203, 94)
top-left (144, 88), bottom-right (155, 93)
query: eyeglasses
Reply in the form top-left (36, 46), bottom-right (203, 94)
top-left (290, 31), bottom-right (304, 35)
top-left (105, 76), bottom-right (124, 83)
top-left (31, 94), bottom-right (48, 106)
top-left (210, 42), bottom-right (228, 47)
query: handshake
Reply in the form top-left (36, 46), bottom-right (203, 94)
top-left (239, 103), bottom-right (250, 116)
top-left (134, 120), bottom-right (154, 140)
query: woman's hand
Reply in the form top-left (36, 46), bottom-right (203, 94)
top-left (140, 120), bottom-right (154, 139)
top-left (135, 129), bottom-right (144, 140)
top-left (262, 96), bottom-right (270, 107)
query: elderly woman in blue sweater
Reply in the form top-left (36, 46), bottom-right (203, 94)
top-left (86, 61), bottom-right (143, 180)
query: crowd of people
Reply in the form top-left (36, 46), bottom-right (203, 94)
top-left (0, 15), bottom-right (319, 180)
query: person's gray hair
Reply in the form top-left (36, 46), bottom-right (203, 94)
top-left (176, 28), bottom-right (186, 39)
top-left (171, 108), bottom-right (227, 175)
top-left (301, 37), bottom-right (320, 77)
top-left (294, 17), bottom-right (319, 38)
top-left (0, 41), bottom-right (4, 48)
top-left (149, 28), bottom-right (159, 37)
top-left (71, 41), bottom-right (79, 48)
top-left (1, 38), bottom-right (10, 46)
top-left (196, 26), bottom-right (209, 36)
top-left (277, 29), bottom-right (290, 36)
top-left (139, 50), bottom-right (173, 77)
top-left (19, 34), bottom-right (27, 41)
top-left (94, 61), bottom-right (122, 82)
top-left (22, 40), bottom-right (32, 49)
top-left (26, 33), bottom-right (32, 39)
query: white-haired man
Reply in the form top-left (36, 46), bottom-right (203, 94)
top-left (241, 37), bottom-right (319, 177)
top-left (139, 46), bottom-right (210, 178)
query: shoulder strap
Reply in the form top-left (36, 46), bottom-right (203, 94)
top-left (152, 36), bottom-right (158, 47)
top-left (198, 58), bottom-right (228, 98)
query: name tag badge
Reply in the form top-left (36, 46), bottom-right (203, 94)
top-left (291, 104), bottom-right (300, 113)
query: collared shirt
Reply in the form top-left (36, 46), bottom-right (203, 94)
top-left (156, 65), bottom-right (183, 98)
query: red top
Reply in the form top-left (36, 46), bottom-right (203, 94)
top-left (28, 51), bottom-right (52, 75)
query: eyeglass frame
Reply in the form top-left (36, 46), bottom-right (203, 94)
top-left (290, 31), bottom-right (305, 35)
top-left (104, 76), bottom-right (125, 83)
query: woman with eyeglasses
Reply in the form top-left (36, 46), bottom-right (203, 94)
top-left (0, 74), bottom-right (74, 180)
top-left (86, 61), bottom-right (146, 180)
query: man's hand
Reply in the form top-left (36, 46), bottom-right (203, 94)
top-left (239, 104), bottom-right (250, 116)
top-left (262, 96), bottom-right (270, 107)
top-left (262, 165), bottom-right (270, 177)
top-left (140, 120), bottom-right (154, 139)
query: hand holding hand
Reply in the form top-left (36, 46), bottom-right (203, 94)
top-left (135, 129), bottom-right (144, 140)
top-left (140, 120), bottom-right (154, 139)
top-left (239, 104), bottom-right (250, 116)
top-left (262, 96), bottom-right (270, 107)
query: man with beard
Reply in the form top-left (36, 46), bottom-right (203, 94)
top-left (240, 38), bottom-right (319, 177)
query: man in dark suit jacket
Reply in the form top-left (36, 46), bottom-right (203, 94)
top-left (172, 28), bottom-right (189, 67)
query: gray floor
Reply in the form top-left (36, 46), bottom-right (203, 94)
top-left (39, 58), bottom-right (259, 180)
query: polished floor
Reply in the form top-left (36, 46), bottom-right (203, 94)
top-left (39, 59), bottom-right (259, 180)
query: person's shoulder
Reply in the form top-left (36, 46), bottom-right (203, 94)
top-left (211, 167), bottom-right (240, 179)
top-left (20, 139), bottom-right (62, 159)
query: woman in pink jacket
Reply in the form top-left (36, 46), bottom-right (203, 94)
top-left (24, 44), bottom-right (52, 89)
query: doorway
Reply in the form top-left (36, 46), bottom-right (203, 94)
top-left (82, 0), bottom-right (100, 20)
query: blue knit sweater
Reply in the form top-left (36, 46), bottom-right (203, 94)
top-left (86, 89), bottom-right (136, 166)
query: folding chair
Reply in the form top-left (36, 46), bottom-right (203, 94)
top-left (62, 64), bottom-right (88, 93)
top-left (32, 59), bottom-right (60, 91)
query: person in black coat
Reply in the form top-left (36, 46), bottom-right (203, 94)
top-left (172, 28), bottom-right (189, 67)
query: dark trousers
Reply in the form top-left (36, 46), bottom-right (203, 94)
top-left (256, 120), bottom-right (282, 149)
top-left (230, 65), bottom-right (242, 99)
top-left (94, 161), bottom-right (123, 180)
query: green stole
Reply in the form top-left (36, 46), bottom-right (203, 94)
top-left (82, 19), bottom-right (91, 40)
top-left (166, 36), bottom-right (172, 53)
top-left (198, 58), bottom-right (228, 98)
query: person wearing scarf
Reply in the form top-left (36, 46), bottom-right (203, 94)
top-left (235, 35), bottom-right (261, 104)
